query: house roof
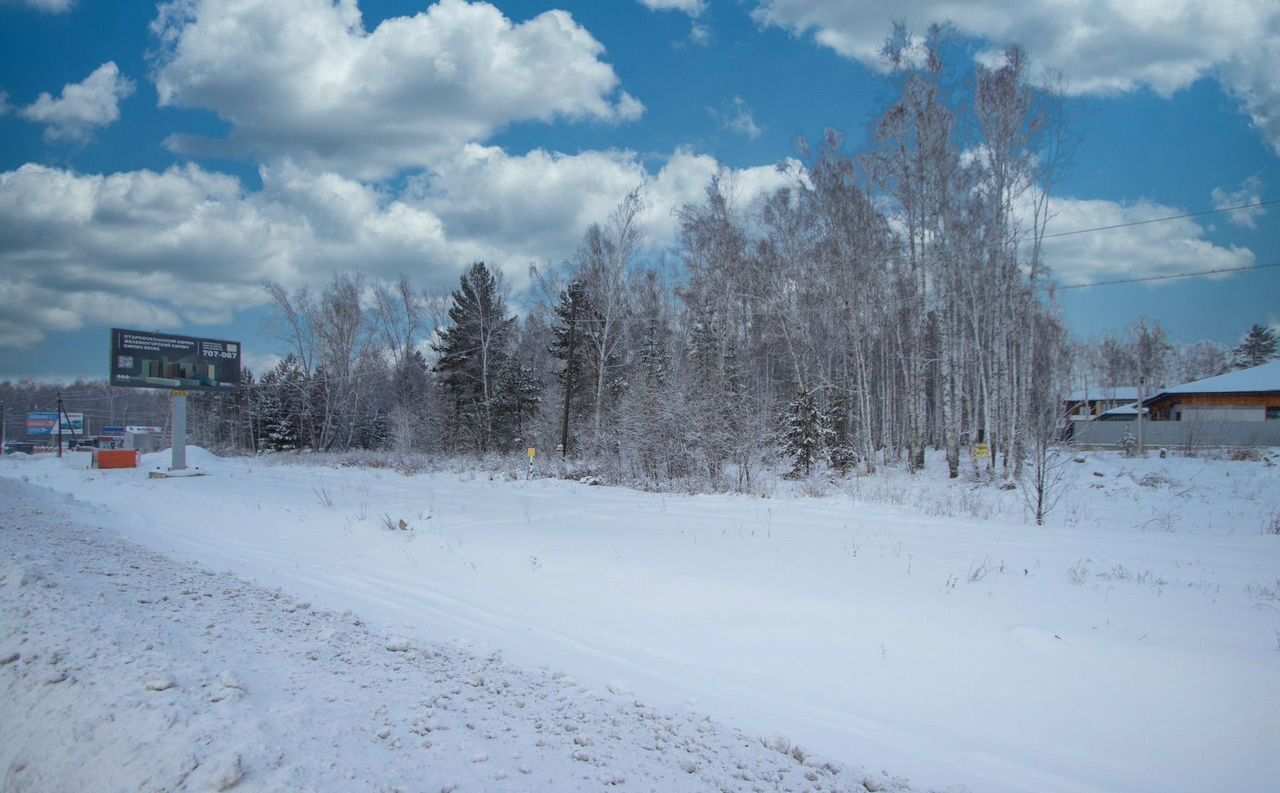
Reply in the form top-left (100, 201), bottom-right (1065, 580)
top-left (1100, 402), bottom-right (1146, 416)
top-left (1143, 359), bottom-right (1280, 403)
top-left (1065, 387), bottom-right (1139, 403)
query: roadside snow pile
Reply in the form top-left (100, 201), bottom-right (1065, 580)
top-left (0, 477), bottom-right (899, 793)
top-left (139, 445), bottom-right (228, 472)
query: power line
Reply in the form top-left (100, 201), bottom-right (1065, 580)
top-left (1053, 261), bottom-right (1280, 291)
top-left (1042, 198), bottom-right (1277, 239)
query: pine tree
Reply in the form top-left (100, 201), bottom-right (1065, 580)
top-left (1232, 324), bottom-right (1278, 370)
top-left (781, 389), bottom-right (832, 478)
top-left (493, 357), bottom-right (542, 450)
top-left (432, 262), bottom-right (516, 453)
top-left (548, 280), bottom-right (591, 456)
top-left (258, 355), bottom-right (307, 451)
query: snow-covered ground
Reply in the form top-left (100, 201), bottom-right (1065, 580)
top-left (2, 448), bottom-right (1278, 793)
top-left (0, 476), bottom-right (885, 793)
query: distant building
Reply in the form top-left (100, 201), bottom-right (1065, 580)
top-left (1096, 403), bottom-right (1147, 422)
top-left (1143, 359), bottom-right (1280, 422)
top-left (1064, 387), bottom-right (1139, 421)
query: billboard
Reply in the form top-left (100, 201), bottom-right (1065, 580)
top-left (110, 328), bottom-right (241, 391)
top-left (26, 412), bottom-right (57, 436)
top-left (27, 412), bottom-right (83, 436)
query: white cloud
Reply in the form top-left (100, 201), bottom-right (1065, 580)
top-left (150, 0), bottom-right (643, 179)
top-left (689, 23), bottom-right (711, 46)
top-left (0, 0), bottom-right (74, 12)
top-left (0, 150), bottom-right (796, 347)
top-left (1039, 197), bottom-right (1256, 286)
top-left (19, 62), bottom-right (135, 142)
top-left (721, 97), bottom-right (763, 140)
top-left (1217, 21), bottom-right (1280, 157)
top-left (750, 0), bottom-right (1280, 155)
top-left (1210, 176), bottom-right (1266, 230)
top-left (243, 350), bottom-right (283, 376)
top-left (415, 145), bottom-right (798, 278)
top-left (638, 0), bottom-right (705, 15)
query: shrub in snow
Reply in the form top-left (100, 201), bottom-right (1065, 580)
top-left (1119, 430), bottom-right (1137, 457)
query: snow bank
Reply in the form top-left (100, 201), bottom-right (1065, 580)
top-left (139, 445), bottom-right (227, 472)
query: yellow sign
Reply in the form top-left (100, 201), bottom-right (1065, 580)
top-left (171, 390), bottom-right (189, 397)
top-left (973, 443), bottom-right (991, 459)
top-left (528, 447), bottom-right (536, 458)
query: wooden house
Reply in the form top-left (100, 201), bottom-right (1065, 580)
top-left (1064, 387), bottom-right (1139, 420)
top-left (1142, 360), bottom-right (1280, 422)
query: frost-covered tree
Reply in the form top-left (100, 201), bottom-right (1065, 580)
top-left (1177, 340), bottom-right (1231, 383)
top-left (1232, 324), bottom-right (1278, 369)
top-left (258, 355), bottom-right (308, 451)
top-left (826, 389), bottom-right (858, 474)
top-left (493, 356), bottom-right (542, 451)
top-left (574, 191), bottom-right (642, 452)
top-left (432, 262), bottom-right (516, 453)
top-left (781, 389), bottom-right (831, 478)
top-left (548, 280), bottom-right (592, 456)
top-left (1128, 317), bottom-right (1174, 390)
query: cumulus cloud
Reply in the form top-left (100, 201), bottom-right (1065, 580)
top-left (1039, 197), bottom-right (1255, 286)
top-left (750, 0), bottom-right (1280, 155)
top-left (717, 97), bottom-right (763, 140)
top-left (638, 0), bottom-right (706, 15)
top-left (0, 150), bottom-right (797, 347)
top-left (420, 145), bottom-right (800, 261)
top-left (0, 0), bottom-right (74, 12)
top-left (1210, 176), bottom-right (1266, 230)
top-left (150, 0), bottom-right (644, 179)
top-left (19, 62), bottom-right (135, 142)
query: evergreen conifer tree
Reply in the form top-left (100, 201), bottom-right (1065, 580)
top-left (548, 280), bottom-right (591, 455)
top-left (781, 388), bottom-right (832, 478)
top-left (1232, 324), bottom-right (1278, 369)
top-left (259, 355), bottom-right (307, 451)
top-left (432, 262), bottom-right (516, 452)
top-left (493, 357), bottom-right (542, 450)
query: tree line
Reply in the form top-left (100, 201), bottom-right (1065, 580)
top-left (211, 28), bottom-right (1074, 486)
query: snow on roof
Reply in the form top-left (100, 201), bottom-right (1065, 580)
top-left (1147, 359), bottom-right (1280, 400)
top-left (1066, 387), bottom-right (1139, 402)
top-left (1100, 402), bottom-right (1146, 416)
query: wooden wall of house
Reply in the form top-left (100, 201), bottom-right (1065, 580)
top-left (1148, 393), bottom-right (1280, 420)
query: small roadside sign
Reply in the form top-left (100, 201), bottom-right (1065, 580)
top-left (528, 447), bottom-right (536, 458)
top-left (973, 443), bottom-right (991, 459)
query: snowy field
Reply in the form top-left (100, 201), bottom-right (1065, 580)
top-left (2, 448), bottom-right (1279, 793)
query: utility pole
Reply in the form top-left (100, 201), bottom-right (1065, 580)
top-left (56, 389), bottom-right (64, 458)
top-left (1, 396), bottom-right (6, 457)
top-left (1136, 376), bottom-right (1145, 456)
top-left (559, 284), bottom-right (578, 460)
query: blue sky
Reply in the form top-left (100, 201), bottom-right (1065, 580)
top-left (0, 0), bottom-right (1276, 380)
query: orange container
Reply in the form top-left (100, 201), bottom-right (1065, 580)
top-left (95, 450), bottom-right (140, 469)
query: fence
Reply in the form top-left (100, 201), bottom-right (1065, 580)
top-left (1069, 420), bottom-right (1280, 449)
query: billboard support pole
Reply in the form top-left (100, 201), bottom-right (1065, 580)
top-left (56, 391), bottom-right (63, 458)
top-left (171, 392), bottom-right (187, 471)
